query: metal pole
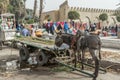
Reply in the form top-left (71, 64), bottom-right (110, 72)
top-left (55, 59), bottom-right (95, 77)
top-left (78, 61), bottom-right (106, 72)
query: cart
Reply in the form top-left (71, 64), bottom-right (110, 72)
top-left (0, 13), bottom-right (16, 50)
top-left (14, 37), bottom-right (106, 80)
top-left (14, 37), bottom-right (73, 66)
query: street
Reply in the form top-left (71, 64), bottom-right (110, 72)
top-left (0, 46), bottom-right (120, 80)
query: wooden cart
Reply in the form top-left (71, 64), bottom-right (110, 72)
top-left (13, 37), bottom-right (106, 79)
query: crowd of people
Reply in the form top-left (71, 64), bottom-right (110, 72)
top-left (42, 21), bottom-right (99, 35)
top-left (102, 25), bottom-right (119, 36)
top-left (43, 21), bottom-right (120, 37)
top-left (15, 21), bottom-right (120, 37)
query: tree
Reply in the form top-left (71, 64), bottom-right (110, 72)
top-left (115, 3), bottom-right (120, 22)
top-left (0, 0), bottom-right (9, 13)
top-left (68, 11), bottom-right (80, 20)
top-left (0, 0), bottom-right (27, 22)
top-left (8, 0), bottom-right (27, 22)
top-left (99, 13), bottom-right (108, 21)
top-left (0, 2), bottom-right (4, 14)
top-left (39, 0), bottom-right (43, 27)
top-left (7, 5), bottom-right (14, 13)
top-left (116, 16), bottom-right (120, 22)
top-left (114, 4), bottom-right (120, 19)
top-left (33, 0), bottom-right (37, 19)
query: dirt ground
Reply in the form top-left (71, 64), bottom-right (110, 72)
top-left (0, 46), bottom-right (120, 80)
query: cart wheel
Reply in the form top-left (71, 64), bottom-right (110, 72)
top-left (36, 50), bottom-right (49, 66)
top-left (0, 41), bottom-right (2, 50)
top-left (19, 46), bottom-right (29, 61)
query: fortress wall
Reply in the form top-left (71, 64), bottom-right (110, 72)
top-left (69, 7), bottom-right (116, 25)
top-left (41, 10), bottom-right (59, 23)
top-left (70, 7), bottom-right (115, 13)
top-left (41, 0), bottom-right (118, 26)
top-left (59, 0), bottom-right (69, 21)
top-left (60, 0), bottom-right (68, 8)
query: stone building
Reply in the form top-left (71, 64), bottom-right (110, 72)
top-left (41, 0), bottom-right (119, 27)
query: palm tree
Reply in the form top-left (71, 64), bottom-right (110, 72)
top-left (8, 0), bottom-right (26, 22)
top-left (115, 2), bottom-right (120, 16)
top-left (0, 2), bottom-right (4, 14)
top-left (33, 0), bottom-right (37, 20)
top-left (39, 0), bottom-right (43, 27)
top-left (0, 0), bottom-right (9, 13)
top-left (22, 0), bottom-right (27, 22)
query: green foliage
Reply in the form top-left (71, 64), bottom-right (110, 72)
top-left (99, 13), bottom-right (108, 21)
top-left (114, 10), bottom-right (120, 22)
top-left (7, 5), bottom-right (14, 12)
top-left (68, 11), bottom-right (80, 20)
top-left (8, 0), bottom-right (26, 21)
top-left (116, 16), bottom-right (120, 22)
top-left (27, 19), bottom-right (34, 24)
top-left (114, 9), bottom-right (120, 16)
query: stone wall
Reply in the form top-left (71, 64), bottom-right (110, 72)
top-left (41, 0), bottom-right (118, 26)
top-left (42, 10), bottom-right (59, 23)
top-left (59, 1), bottom-right (69, 21)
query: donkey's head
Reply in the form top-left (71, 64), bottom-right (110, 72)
top-left (55, 37), bottom-right (63, 47)
top-left (76, 30), bottom-right (83, 38)
top-left (55, 32), bottom-right (63, 47)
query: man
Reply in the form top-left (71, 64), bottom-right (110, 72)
top-left (64, 22), bottom-right (69, 33)
top-left (22, 26), bottom-right (30, 36)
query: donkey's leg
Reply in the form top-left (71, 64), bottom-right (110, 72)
top-left (76, 50), bottom-right (82, 68)
top-left (89, 49), bottom-right (99, 79)
top-left (81, 49), bottom-right (85, 70)
top-left (98, 38), bottom-right (102, 60)
top-left (77, 50), bottom-right (82, 61)
top-left (74, 50), bottom-right (81, 68)
top-left (74, 51), bottom-right (77, 68)
top-left (99, 45), bottom-right (101, 60)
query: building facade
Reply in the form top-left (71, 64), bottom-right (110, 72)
top-left (41, 0), bottom-right (119, 27)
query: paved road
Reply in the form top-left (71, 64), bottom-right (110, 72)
top-left (0, 46), bottom-right (120, 80)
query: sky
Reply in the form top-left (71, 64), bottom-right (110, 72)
top-left (26, 0), bottom-right (120, 12)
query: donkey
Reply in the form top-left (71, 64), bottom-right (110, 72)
top-left (55, 30), bottom-right (101, 80)
top-left (55, 31), bottom-right (76, 50)
top-left (55, 31), bottom-right (78, 66)
top-left (76, 30), bottom-right (102, 80)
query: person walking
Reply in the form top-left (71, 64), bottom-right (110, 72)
top-left (64, 22), bottom-right (69, 33)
